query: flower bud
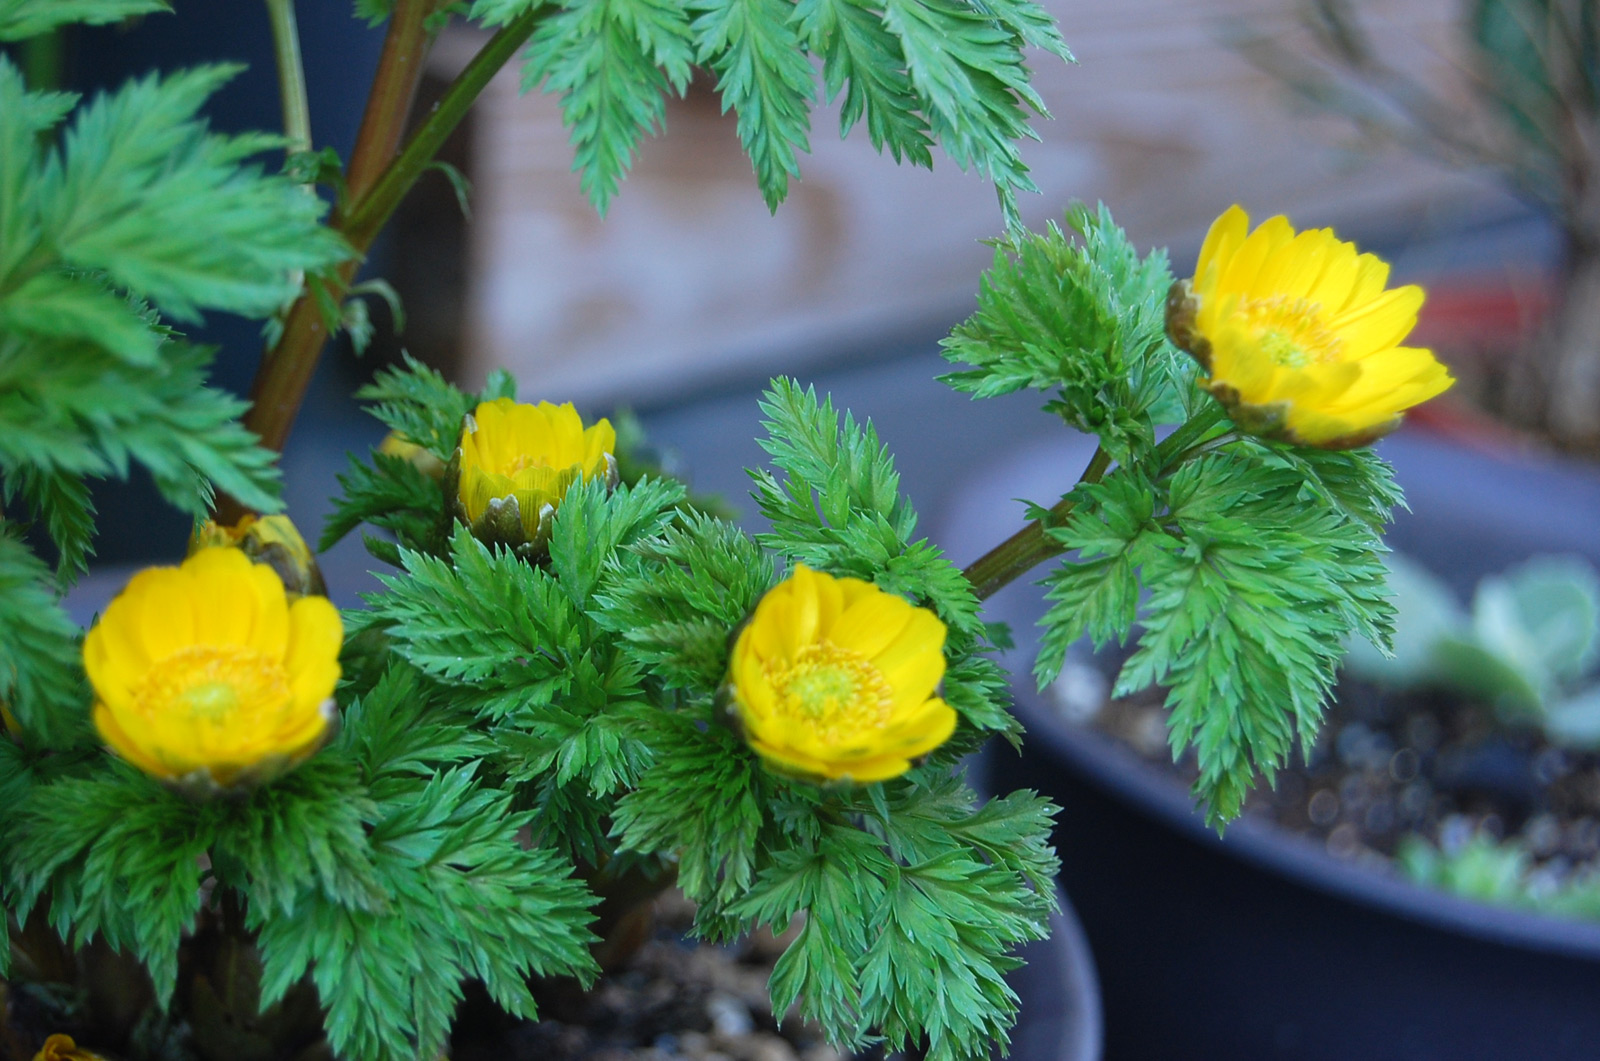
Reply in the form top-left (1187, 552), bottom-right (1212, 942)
top-left (34, 1035), bottom-right (107, 1061)
top-left (446, 397), bottom-right (617, 557)
top-left (189, 514), bottom-right (326, 599)
top-left (377, 431), bottom-right (447, 481)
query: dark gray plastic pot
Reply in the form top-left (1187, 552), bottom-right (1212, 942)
top-left (941, 426), bottom-right (1600, 1061)
top-left (1009, 888), bottom-right (1103, 1061)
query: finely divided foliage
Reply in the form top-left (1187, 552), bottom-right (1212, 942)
top-left (0, 0), bottom-right (168, 39)
top-left (495, 0), bottom-right (1067, 218)
top-left (0, 58), bottom-right (345, 577)
top-left (941, 203), bottom-right (1197, 464)
top-left (322, 364), bottom-right (1059, 1060)
top-left (0, 43), bottom-right (349, 982)
top-left (594, 378), bottom-right (1053, 1059)
top-left (943, 209), bottom-right (1400, 825)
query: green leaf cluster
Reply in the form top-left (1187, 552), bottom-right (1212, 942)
top-left (320, 356), bottom-right (517, 562)
top-left (2, 665), bottom-right (597, 1061)
top-left (506, 0), bottom-right (1068, 217)
top-left (1346, 552), bottom-right (1600, 748)
top-left (941, 202), bottom-right (1197, 465)
top-left (1028, 429), bottom-right (1401, 827)
top-left (356, 474), bottom-right (686, 861)
top-left (1400, 829), bottom-right (1600, 924)
top-left (1109, 444), bottom-right (1397, 823)
top-left (944, 206), bottom-right (1402, 825)
top-left (0, 0), bottom-right (168, 40)
top-left (0, 58), bottom-right (349, 572)
top-left (591, 380), bottom-right (1055, 1058)
top-left (0, 54), bottom-right (347, 790)
top-left (751, 377), bottom-right (1017, 740)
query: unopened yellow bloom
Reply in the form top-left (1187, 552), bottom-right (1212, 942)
top-left (452, 397), bottom-right (617, 553)
top-left (1168, 205), bottom-right (1454, 448)
top-left (33, 1036), bottom-right (106, 1061)
top-left (82, 548), bottom-right (342, 792)
top-left (377, 431), bottom-right (447, 480)
top-left (189, 513), bottom-right (326, 598)
top-left (727, 565), bottom-right (957, 783)
top-left (34, 1035), bottom-right (106, 1061)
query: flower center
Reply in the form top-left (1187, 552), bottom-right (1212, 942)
top-left (1237, 295), bottom-right (1343, 367)
top-left (769, 642), bottom-right (895, 742)
top-left (136, 645), bottom-right (292, 726)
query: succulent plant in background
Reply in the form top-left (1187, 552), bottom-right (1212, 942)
top-left (1344, 553), bottom-right (1600, 745)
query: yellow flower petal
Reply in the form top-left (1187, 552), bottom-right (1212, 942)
top-left (727, 566), bottom-right (953, 784)
top-left (1174, 205), bottom-right (1454, 448)
top-left (456, 397), bottom-right (615, 545)
top-left (82, 548), bottom-right (342, 791)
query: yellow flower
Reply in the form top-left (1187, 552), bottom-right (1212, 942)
top-left (33, 1035), bottom-right (106, 1061)
top-left (82, 548), bottom-right (342, 793)
top-left (377, 431), bottom-right (447, 480)
top-left (1168, 205), bottom-right (1454, 448)
top-left (451, 397), bottom-right (617, 554)
top-left (727, 565), bottom-right (957, 783)
top-left (188, 513), bottom-right (326, 598)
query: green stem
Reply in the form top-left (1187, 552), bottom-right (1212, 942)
top-left (1153, 403), bottom-right (1229, 471)
top-left (265, 0), bottom-right (313, 155)
top-left (229, 6), bottom-right (541, 500)
top-left (962, 446), bottom-right (1112, 601)
top-left (341, 8), bottom-right (544, 249)
top-left (961, 403), bottom-right (1233, 602)
top-left (20, 29), bottom-right (62, 92)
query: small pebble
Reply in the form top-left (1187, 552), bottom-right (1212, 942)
top-left (1338, 773), bottom-right (1370, 813)
top-left (1273, 769), bottom-right (1307, 807)
top-left (1389, 748), bottom-right (1420, 784)
top-left (1336, 723), bottom-right (1373, 768)
top-left (1050, 660), bottom-right (1108, 723)
top-left (1534, 747), bottom-right (1571, 785)
top-left (1569, 818), bottom-right (1600, 857)
top-left (708, 993), bottom-right (755, 1037)
top-left (1525, 813), bottom-right (1562, 857)
top-left (1397, 781), bottom-right (1431, 822)
top-left (1404, 712), bottom-right (1442, 753)
top-left (1307, 789), bottom-right (1340, 827)
top-left (1326, 823), bottom-right (1362, 859)
top-left (800, 1048), bottom-right (846, 1061)
top-left (1440, 814), bottom-right (1475, 854)
top-left (1132, 709), bottom-right (1168, 758)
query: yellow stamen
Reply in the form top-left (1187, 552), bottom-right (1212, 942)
top-left (1237, 296), bottom-right (1342, 367)
top-left (137, 645), bottom-right (291, 725)
top-left (770, 642), bottom-right (894, 743)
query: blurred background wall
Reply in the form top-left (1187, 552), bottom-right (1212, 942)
top-left (417, 0), bottom-right (1540, 409)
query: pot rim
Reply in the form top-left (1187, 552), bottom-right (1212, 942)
top-left (1011, 682), bottom-right (1600, 962)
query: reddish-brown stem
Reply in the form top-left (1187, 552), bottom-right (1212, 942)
top-left (342, 0), bottom-right (439, 210)
top-left (961, 447), bottom-right (1111, 601)
top-left (219, 1), bottom-right (443, 522)
top-left (223, 7), bottom-right (546, 531)
top-left (228, 2), bottom-right (438, 520)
